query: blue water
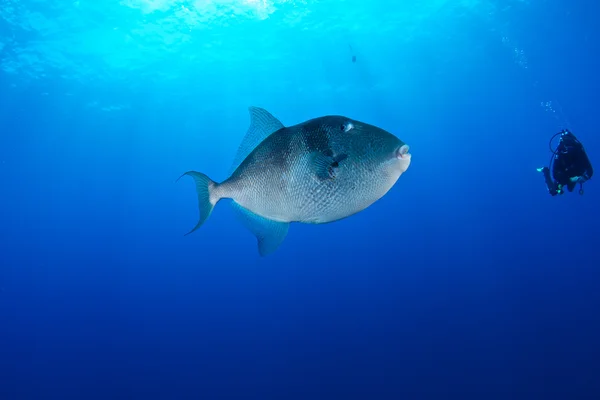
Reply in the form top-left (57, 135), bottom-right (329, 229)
top-left (1, 0), bottom-right (599, 398)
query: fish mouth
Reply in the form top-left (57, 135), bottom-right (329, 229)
top-left (396, 144), bottom-right (411, 160)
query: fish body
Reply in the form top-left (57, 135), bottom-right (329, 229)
top-left (180, 107), bottom-right (411, 256)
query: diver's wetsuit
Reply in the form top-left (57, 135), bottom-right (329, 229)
top-left (542, 130), bottom-right (593, 196)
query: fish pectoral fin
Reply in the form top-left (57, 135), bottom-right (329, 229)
top-left (310, 151), bottom-right (348, 180)
top-left (231, 202), bottom-right (289, 257)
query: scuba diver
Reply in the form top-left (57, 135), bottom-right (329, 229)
top-left (538, 129), bottom-right (593, 196)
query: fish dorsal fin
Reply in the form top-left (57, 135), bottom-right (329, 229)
top-left (229, 107), bottom-right (285, 174)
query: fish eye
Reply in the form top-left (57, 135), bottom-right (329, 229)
top-left (340, 122), bottom-right (354, 133)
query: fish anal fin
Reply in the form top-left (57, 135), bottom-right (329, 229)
top-left (231, 202), bottom-right (289, 256)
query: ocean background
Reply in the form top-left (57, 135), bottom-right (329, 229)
top-left (1, 0), bottom-right (599, 398)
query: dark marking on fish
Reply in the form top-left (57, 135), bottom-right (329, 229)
top-left (269, 128), bottom-right (294, 169)
top-left (301, 118), bottom-right (331, 154)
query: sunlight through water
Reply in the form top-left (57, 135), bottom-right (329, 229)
top-left (0, 0), bottom-right (532, 113)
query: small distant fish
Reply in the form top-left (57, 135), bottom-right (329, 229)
top-left (179, 107), bottom-right (412, 256)
top-left (349, 44), bottom-right (356, 62)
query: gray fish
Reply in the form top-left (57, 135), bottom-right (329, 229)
top-left (179, 107), bottom-right (412, 256)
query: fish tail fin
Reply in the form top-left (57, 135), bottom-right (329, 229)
top-left (177, 171), bottom-right (221, 235)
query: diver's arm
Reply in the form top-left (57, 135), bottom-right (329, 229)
top-left (540, 166), bottom-right (559, 196)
